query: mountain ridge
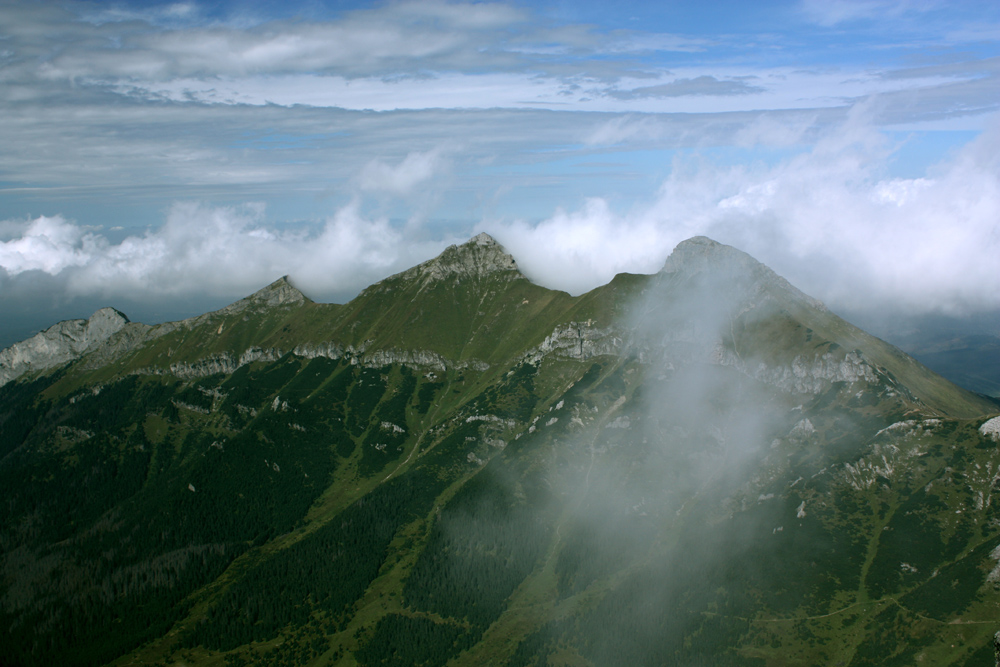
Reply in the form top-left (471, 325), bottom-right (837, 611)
top-left (1, 235), bottom-right (993, 419)
top-left (2, 233), bottom-right (1000, 667)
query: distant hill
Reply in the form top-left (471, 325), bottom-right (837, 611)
top-left (1, 234), bottom-right (998, 667)
top-left (896, 333), bottom-right (1000, 399)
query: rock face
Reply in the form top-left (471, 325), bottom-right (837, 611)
top-left (981, 417), bottom-right (1000, 442)
top-left (395, 233), bottom-right (522, 287)
top-left (218, 276), bottom-right (306, 315)
top-left (0, 308), bottom-right (129, 387)
top-left (524, 321), bottom-right (626, 364)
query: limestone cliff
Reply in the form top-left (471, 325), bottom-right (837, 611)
top-left (0, 308), bottom-right (129, 387)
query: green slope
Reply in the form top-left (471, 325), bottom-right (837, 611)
top-left (1, 234), bottom-right (998, 667)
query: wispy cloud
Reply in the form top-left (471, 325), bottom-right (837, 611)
top-left (606, 76), bottom-right (765, 100)
top-left (357, 149), bottom-right (449, 196)
top-left (800, 0), bottom-right (945, 27)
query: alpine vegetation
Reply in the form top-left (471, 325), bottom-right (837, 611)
top-left (1, 235), bottom-right (998, 667)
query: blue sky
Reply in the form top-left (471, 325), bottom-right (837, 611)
top-left (0, 0), bottom-right (998, 344)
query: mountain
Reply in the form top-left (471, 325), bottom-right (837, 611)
top-left (898, 332), bottom-right (1000, 399)
top-left (1, 234), bottom-right (998, 667)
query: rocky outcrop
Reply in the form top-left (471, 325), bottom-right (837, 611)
top-left (414, 233), bottom-right (521, 282)
top-left (296, 342), bottom-right (489, 372)
top-left (134, 341), bottom-right (490, 381)
top-left (136, 347), bottom-right (285, 379)
top-left (217, 276), bottom-right (306, 315)
top-left (741, 351), bottom-right (880, 395)
top-left (0, 308), bottom-right (129, 387)
top-left (981, 417), bottom-right (1000, 442)
top-left (369, 233), bottom-right (523, 298)
top-left (360, 347), bottom-right (488, 372)
top-left (523, 321), bottom-right (626, 364)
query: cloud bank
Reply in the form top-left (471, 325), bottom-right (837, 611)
top-left (1, 112), bottom-right (997, 319)
top-left (495, 110), bottom-right (1000, 315)
top-left (0, 202), bottom-right (451, 305)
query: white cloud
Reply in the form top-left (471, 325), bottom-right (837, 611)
top-left (486, 110), bottom-right (1000, 315)
top-left (0, 216), bottom-right (105, 275)
top-left (0, 203), bottom-right (451, 303)
top-left (5, 0), bottom-right (993, 119)
top-left (1, 111), bottom-right (997, 321)
top-left (357, 149), bottom-right (448, 196)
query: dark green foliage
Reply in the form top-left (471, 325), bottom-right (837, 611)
top-left (506, 619), bottom-right (577, 667)
top-left (358, 368), bottom-right (417, 477)
top-left (174, 384), bottom-right (215, 410)
top-left (466, 361), bottom-right (539, 422)
top-left (414, 419), bottom-right (482, 473)
top-left (278, 357), bottom-right (342, 402)
top-left (736, 499), bottom-right (864, 615)
top-left (866, 489), bottom-right (952, 598)
top-left (354, 614), bottom-right (473, 667)
top-left (572, 560), bottom-right (761, 667)
top-left (847, 605), bottom-right (904, 666)
top-left (346, 367), bottom-right (389, 436)
top-left (219, 357), bottom-right (303, 425)
top-left (555, 514), bottom-right (654, 598)
top-left (62, 375), bottom-right (174, 433)
top-left (404, 465), bottom-right (552, 629)
top-left (958, 643), bottom-right (995, 667)
top-left (0, 360), bottom-right (347, 666)
top-left (2, 245), bottom-right (998, 667)
top-left (0, 372), bottom-right (60, 458)
top-left (1, 544), bottom-right (233, 667)
top-left (186, 470), bottom-right (444, 650)
top-left (506, 627), bottom-right (551, 667)
top-left (416, 379), bottom-right (444, 414)
top-left (899, 540), bottom-right (991, 619)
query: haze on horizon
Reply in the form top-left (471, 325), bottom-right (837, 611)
top-left (1, 0), bottom-right (999, 346)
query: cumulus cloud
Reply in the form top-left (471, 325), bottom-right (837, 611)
top-left (0, 216), bottom-right (105, 275)
top-left (2, 110), bottom-right (996, 319)
top-left (488, 110), bottom-right (1000, 315)
top-left (2, 111), bottom-right (996, 319)
top-left (0, 202), bottom-right (451, 304)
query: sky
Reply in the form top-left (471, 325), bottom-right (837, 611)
top-left (1, 0), bottom-right (999, 346)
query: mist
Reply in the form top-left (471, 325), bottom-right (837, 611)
top-left (463, 238), bottom-right (832, 663)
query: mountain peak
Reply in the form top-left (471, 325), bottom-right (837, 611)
top-left (660, 235), bottom-right (826, 311)
top-left (660, 236), bottom-right (757, 275)
top-left (469, 231), bottom-right (501, 246)
top-left (399, 233), bottom-right (522, 286)
top-left (0, 307), bottom-right (130, 387)
top-left (220, 276), bottom-right (307, 316)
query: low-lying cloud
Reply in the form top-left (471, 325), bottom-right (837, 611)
top-left (0, 202), bottom-right (451, 305)
top-left (491, 109), bottom-right (1000, 316)
top-left (1, 112), bottom-right (997, 321)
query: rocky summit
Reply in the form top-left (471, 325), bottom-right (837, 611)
top-left (0, 307), bottom-right (129, 387)
top-left (1, 235), bottom-right (998, 667)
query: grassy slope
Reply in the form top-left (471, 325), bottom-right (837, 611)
top-left (4, 239), bottom-right (999, 667)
